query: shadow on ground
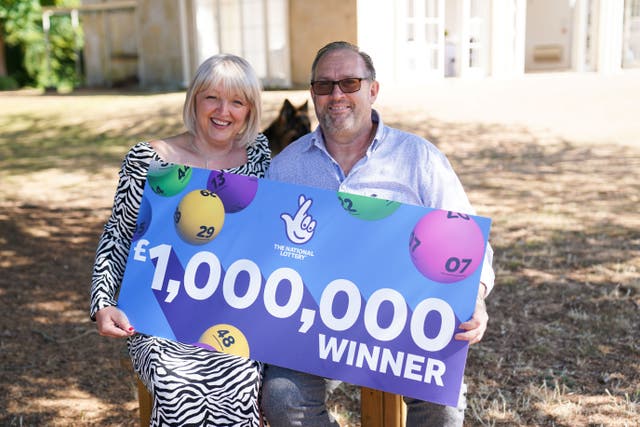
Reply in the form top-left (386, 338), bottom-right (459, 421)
top-left (0, 92), bottom-right (638, 426)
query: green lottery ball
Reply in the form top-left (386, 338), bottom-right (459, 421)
top-left (174, 189), bottom-right (225, 245)
top-left (338, 192), bottom-right (401, 221)
top-left (148, 162), bottom-right (192, 197)
top-left (148, 158), bottom-right (175, 176)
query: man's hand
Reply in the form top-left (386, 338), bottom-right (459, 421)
top-left (454, 282), bottom-right (488, 345)
top-left (95, 306), bottom-right (135, 338)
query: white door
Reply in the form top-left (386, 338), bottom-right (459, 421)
top-left (623, 0), bottom-right (640, 67)
top-left (459, 0), bottom-right (489, 77)
top-left (570, 0), bottom-right (597, 72)
top-left (193, 0), bottom-right (291, 87)
top-left (397, 0), bottom-right (446, 80)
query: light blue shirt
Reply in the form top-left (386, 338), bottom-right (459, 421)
top-left (267, 110), bottom-right (495, 292)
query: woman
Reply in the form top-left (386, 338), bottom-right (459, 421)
top-left (90, 54), bottom-right (270, 426)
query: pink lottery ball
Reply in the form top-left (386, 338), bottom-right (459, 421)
top-left (207, 171), bottom-right (258, 213)
top-left (409, 210), bottom-right (485, 284)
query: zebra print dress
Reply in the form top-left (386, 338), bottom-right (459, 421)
top-left (90, 136), bottom-right (271, 426)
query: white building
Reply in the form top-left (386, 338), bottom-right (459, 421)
top-left (363, 0), bottom-right (640, 84)
top-left (68, 0), bottom-right (640, 88)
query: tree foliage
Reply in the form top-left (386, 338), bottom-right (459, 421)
top-left (0, 0), bottom-right (42, 46)
top-left (0, 0), bottom-right (82, 90)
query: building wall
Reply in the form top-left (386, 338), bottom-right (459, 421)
top-left (78, 0), bottom-right (633, 89)
top-left (356, 0), bottom-right (397, 85)
top-left (596, 0), bottom-right (625, 73)
top-left (136, 0), bottom-right (184, 88)
top-left (81, 0), bottom-right (138, 87)
top-left (81, 0), bottom-right (184, 88)
top-left (489, 0), bottom-right (527, 77)
top-left (525, 0), bottom-right (574, 71)
top-left (289, 0), bottom-right (358, 87)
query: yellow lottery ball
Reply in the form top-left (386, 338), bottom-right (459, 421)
top-left (198, 324), bottom-right (250, 358)
top-left (174, 189), bottom-right (225, 245)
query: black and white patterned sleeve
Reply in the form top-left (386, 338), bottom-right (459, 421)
top-left (245, 133), bottom-right (271, 178)
top-left (89, 142), bottom-right (154, 320)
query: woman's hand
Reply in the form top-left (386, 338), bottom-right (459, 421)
top-left (454, 282), bottom-right (489, 345)
top-left (95, 306), bottom-right (135, 338)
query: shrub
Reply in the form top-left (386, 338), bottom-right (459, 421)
top-left (0, 75), bottom-right (19, 90)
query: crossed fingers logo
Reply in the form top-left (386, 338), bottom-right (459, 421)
top-left (281, 194), bottom-right (317, 244)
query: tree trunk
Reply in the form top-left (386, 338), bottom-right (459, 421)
top-left (0, 31), bottom-right (7, 77)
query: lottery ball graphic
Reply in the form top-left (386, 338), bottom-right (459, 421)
top-left (174, 189), bottom-right (225, 245)
top-left (132, 196), bottom-right (152, 241)
top-left (148, 158), bottom-right (175, 175)
top-left (192, 342), bottom-right (217, 352)
top-left (409, 210), bottom-right (485, 283)
top-left (197, 324), bottom-right (250, 358)
top-left (148, 162), bottom-right (192, 197)
top-left (207, 170), bottom-right (258, 213)
top-left (338, 192), bottom-right (401, 221)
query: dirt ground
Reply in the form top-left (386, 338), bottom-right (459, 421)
top-left (0, 74), bottom-right (639, 426)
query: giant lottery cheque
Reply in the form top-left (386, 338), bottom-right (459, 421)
top-left (117, 162), bottom-right (492, 407)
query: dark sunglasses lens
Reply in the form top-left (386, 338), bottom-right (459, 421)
top-left (312, 81), bottom-right (333, 95)
top-left (312, 78), bottom-right (364, 95)
top-left (338, 78), bottom-right (362, 93)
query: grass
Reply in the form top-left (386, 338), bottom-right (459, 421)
top-left (1, 88), bottom-right (639, 426)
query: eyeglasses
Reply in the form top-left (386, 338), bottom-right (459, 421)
top-left (310, 78), bottom-right (368, 95)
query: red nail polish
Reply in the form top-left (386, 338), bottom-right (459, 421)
top-left (128, 327), bottom-right (135, 332)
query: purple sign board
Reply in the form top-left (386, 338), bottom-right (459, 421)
top-left (118, 165), bottom-right (491, 407)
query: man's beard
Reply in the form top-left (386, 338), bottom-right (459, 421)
top-left (319, 108), bottom-right (356, 137)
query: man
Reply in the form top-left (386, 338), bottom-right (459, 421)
top-left (262, 41), bottom-right (495, 427)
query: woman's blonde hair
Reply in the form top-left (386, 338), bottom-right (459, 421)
top-left (183, 54), bottom-right (262, 148)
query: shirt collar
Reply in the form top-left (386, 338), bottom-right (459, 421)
top-left (310, 126), bottom-right (326, 152)
top-left (369, 109), bottom-right (383, 153)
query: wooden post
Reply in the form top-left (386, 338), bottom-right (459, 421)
top-left (360, 387), bottom-right (405, 427)
top-left (137, 377), bottom-right (152, 427)
top-left (129, 359), bottom-right (403, 427)
top-left (121, 356), bottom-right (152, 426)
